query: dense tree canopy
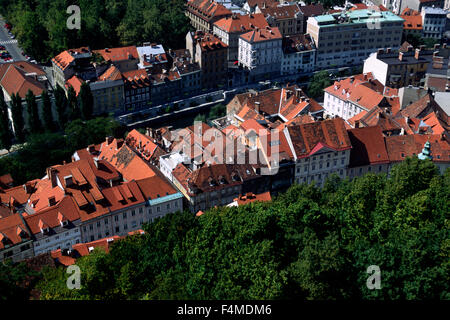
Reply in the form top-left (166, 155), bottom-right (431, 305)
top-left (307, 71), bottom-right (333, 99)
top-left (0, 117), bottom-right (121, 185)
top-left (33, 157), bottom-right (449, 300)
top-left (0, 0), bottom-right (190, 62)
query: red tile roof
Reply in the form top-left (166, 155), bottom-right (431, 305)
top-left (99, 65), bottom-right (122, 81)
top-left (240, 26), bottom-right (282, 43)
top-left (285, 118), bottom-right (352, 159)
top-left (94, 46), bottom-right (139, 62)
top-left (126, 129), bottom-right (166, 164)
top-left (400, 9), bottom-right (423, 30)
top-left (0, 62), bottom-right (46, 98)
top-left (52, 47), bottom-right (90, 70)
top-left (347, 126), bottom-right (389, 167)
top-left (235, 191), bottom-right (271, 205)
top-left (65, 75), bottom-right (84, 96)
top-left (187, 0), bottom-right (232, 22)
top-left (260, 4), bottom-right (301, 20)
top-left (0, 213), bottom-right (31, 249)
top-left (385, 134), bottom-right (450, 163)
top-left (97, 138), bottom-right (157, 181)
top-left (214, 13), bottom-right (269, 33)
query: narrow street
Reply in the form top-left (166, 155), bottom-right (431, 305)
top-left (0, 14), bottom-right (26, 62)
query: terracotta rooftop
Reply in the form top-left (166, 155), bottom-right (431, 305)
top-left (240, 26), bottom-right (282, 43)
top-left (285, 118), bottom-right (352, 159)
top-left (235, 191), bottom-right (272, 205)
top-left (65, 75), bottom-right (84, 96)
top-left (347, 126), bottom-right (389, 168)
top-left (52, 47), bottom-right (90, 70)
top-left (260, 4), bottom-right (301, 20)
top-left (186, 0), bottom-right (232, 22)
top-left (0, 213), bottom-right (31, 250)
top-left (94, 46), bottom-right (139, 62)
top-left (385, 134), bottom-right (450, 163)
top-left (400, 8), bottom-right (422, 30)
top-left (214, 13), bottom-right (269, 33)
top-left (0, 62), bottom-right (47, 98)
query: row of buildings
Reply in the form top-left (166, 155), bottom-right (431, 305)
top-left (1, 72), bottom-right (449, 263)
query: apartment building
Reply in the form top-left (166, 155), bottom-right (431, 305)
top-left (281, 33), bottom-right (316, 75)
top-left (187, 31), bottom-right (228, 89)
top-left (323, 73), bottom-right (398, 120)
top-left (171, 162), bottom-right (265, 212)
top-left (122, 69), bottom-right (152, 112)
top-left (25, 197), bottom-right (82, 256)
top-left (238, 26), bottom-right (282, 82)
top-left (0, 213), bottom-right (34, 262)
top-left (169, 49), bottom-right (202, 97)
top-left (399, 0), bottom-right (445, 14)
top-left (307, 9), bottom-right (404, 69)
top-left (421, 6), bottom-right (448, 39)
top-left (213, 13), bottom-right (269, 61)
top-left (186, 0), bottom-right (232, 32)
top-left (283, 118), bottom-right (353, 187)
top-left (400, 8), bottom-right (423, 38)
top-left (363, 46), bottom-right (434, 88)
top-left (257, 3), bottom-right (304, 36)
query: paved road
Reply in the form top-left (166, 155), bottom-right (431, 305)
top-left (0, 15), bottom-right (26, 63)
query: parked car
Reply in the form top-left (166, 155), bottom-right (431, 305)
top-left (0, 45), bottom-right (5, 50)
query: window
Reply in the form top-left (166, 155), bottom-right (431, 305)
top-left (90, 235), bottom-right (94, 241)
top-left (97, 221), bottom-right (100, 227)
top-left (167, 203), bottom-right (170, 209)
top-left (148, 208), bottom-right (152, 214)
top-left (105, 219), bottom-right (108, 225)
top-left (123, 212), bottom-right (127, 219)
top-left (98, 233), bottom-right (102, 239)
top-left (132, 210), bottom-right (135, 217)
top-left (124, 224), bottom-right (128, 230)
top-left (89, 224), bottom-right (93, 231)
top-left (114, 215), bottom-right (118, 222)
top-left (139, 208), bottom-right (143, 214)
top-left (157, 206), bottom-right (161, 213)
top-left (115, 226), bottom-right (120, 233)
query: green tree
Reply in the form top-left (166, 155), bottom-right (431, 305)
top-left (79, 82), bottom-right (94, 120)
top-left (54, 86), bottom-right (67, 130)
top-left (25, 90), bottom-right (42, 134)
top-left (67, 85), bottom-right (80, 122)
top-left (307, 70), bottom-right (333, 99)
top-left (0, 89), bottom-right (12, 151)
top-left (0, 260), bottom-right (39, 300)
top-left (10, 93), bottom-right (25, 143)
top-left (41, 90), bottom-right (55, 132)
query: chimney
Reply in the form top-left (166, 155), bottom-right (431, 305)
top-left (300, 96), bottom-right (305, 102)
top-left (354, 120), bottom-right (360, 128)
top-left (350, 76), bottom-right (355, 83)
top-left (399, 52), bottom-right (404, 61)
top-left (433, 43), bottom-right (440, 50)
top-left (93, 157), bottom-right (99, 168)
top-left (414, 48), bottom-right (421, 60)
top-left (386, 47), bottom-right (391, 53)
top-left (433, 51), bottom-right (439, 57)
top-left (295, 88), bottom-right (302, 98)
top-left (47, 167), bottom-right (58, 188)
top-left (407, 45), bottom-right (413, 52)
top-left (377, 48), bottom-right (384, 55)
top-left (106, 136), bottom-right (114, 145)
top-left (255, 101), bottom-right (260, 113)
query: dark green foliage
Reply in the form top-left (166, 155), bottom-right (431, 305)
top-left (0, 117), bottom-right (121, 185)
top-left (10, 93), bottom-right (25, 143)
top-left (41, 90), bottom-right (55, 132)
top-left (67, 86), bottom-right (80, 122)
top-left (1, 0), bottom-right (190, 62)
top-left (307, 70), bottom-right (333, 99)
top-left (79, 83), bottom-right (94, 121)
top-left (54, 86), bottom-right (67, 130)
top-left (25, 90), bottom-right (42, 134)
top-left (0, 260), bottom-right (39, 300)
top-left (0, 89), bottom-right (12, 151)
top-left (36, 157), bottom-right (449, 300)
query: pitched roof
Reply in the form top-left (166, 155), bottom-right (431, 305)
top-left (186, 0), bottom-right (232, 21)
top-left (52, 47), bottom-right (90, 70)
top-left (401, 94), bottom-right (448, 125)
top-left (97, 138), bottom-right (157, 182)
top-left (0, 62), bottom-right (46, 98)
top-left (65, 75), bottom-right (84, 96)
top-left (400, 8), bottom-right (423, 30)
top-left (285, 118), bottom-right (352, 159)
top-left (214, 13), bottom-right (269, 33)
top-left (94, 46), bottom-right (139, 62)
top-left (125, 129), bottom-right (166, 164)
top-left (240, 26), bottom-right (282, 43)
top-left (260, 4), bottom-right (301, 20)
top-left (385, 134), bottom-right (450, 163)
top-left (298, 3), bottom-right (325, 17)
top-left (99, 65), bottom-right (122, 81)
top-left (347, 126), bottom-right (389, 167)
top-left (0, 213), bottom-right (31, 249)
